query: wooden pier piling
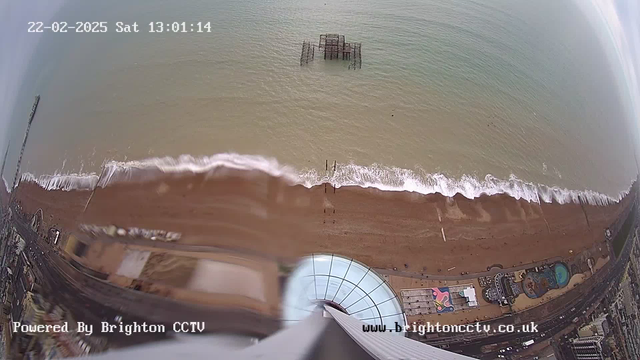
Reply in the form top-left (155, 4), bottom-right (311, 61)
top-left (351, 43), bottom-right (362, 70)
top-left (300, 40), bottom-right (314, 66)
top-left (301, 34), bottom-right (362, 69)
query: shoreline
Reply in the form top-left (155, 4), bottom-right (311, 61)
top-left (10, 166), bottom-right (635, 274)
top-left (13, 153), bottom-right (633, 205)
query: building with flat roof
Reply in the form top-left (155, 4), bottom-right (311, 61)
top-left (578, 314), bottom-right (609, 337)
top-left (571, 336), bottom-right (605, 360)
top-left (461, 286), bottom-right (478, 307)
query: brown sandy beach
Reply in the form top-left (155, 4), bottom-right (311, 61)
top-left (11, 169), bottom-right (634, 274)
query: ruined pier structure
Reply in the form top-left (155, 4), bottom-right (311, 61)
top-left (300, 34), bottom-right (362, 69)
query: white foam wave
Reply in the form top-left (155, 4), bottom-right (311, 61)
top-left (20, 172), bottom-right (98, 191)
top-left (299, 163), bottom-right (625, 206)
top-left (98, 154), bottom-right (300, 187)
top-left (16, 154), bottom-right (630, 205)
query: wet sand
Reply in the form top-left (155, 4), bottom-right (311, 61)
top-left (11, 170), bottom-right (634, 274)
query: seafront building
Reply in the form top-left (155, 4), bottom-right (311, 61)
top-left (0, 221), bottom-right (102, 359)
top-left (570, 336), bottom-right (606, 360)
top-left (608, 257), bottom-right (640, 359)
top-left (578, 314), bottom-right (609, 337)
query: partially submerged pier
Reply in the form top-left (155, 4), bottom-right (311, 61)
top-left (300, 34), bottom-right (362, 69)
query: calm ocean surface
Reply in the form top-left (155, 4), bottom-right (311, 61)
top-left (3, 0), bottom-right (637, 197)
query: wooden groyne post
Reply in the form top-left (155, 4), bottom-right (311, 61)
top-left (324, 160), bottom-right (337, 193)
top-left (333, 161), bottom-right (336, 193)
top-left (83, 163), bottom-right (107, 213)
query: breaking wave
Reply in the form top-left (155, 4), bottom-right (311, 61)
top-left (16, 153), bottom-right (629, 205)
top-left (299, 165), bottom-right (627, 205)
top-left (20, 172), bottom-right (98, 191)
top-left (98, 154), bottom-right (300, 187)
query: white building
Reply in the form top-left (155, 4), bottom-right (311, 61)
top-left (462, 286), bottom-right (478, 307)
top-left (578, 314), bottom-right (609, 337)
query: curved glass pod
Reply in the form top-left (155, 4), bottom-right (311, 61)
top-left (282, 254), bottom-right (406, 334)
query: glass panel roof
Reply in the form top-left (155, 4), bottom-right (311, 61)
top-left (282, 254), bottom-right (406, 334)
